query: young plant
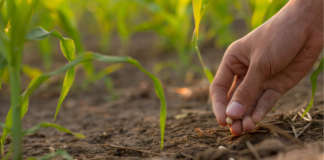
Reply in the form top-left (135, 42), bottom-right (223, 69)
top-left (192, 0), bottom-right (213, 83)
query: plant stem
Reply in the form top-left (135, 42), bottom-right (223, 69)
top-left (193, 38), bottom-right (214, 83)
top-left (8, 22), bottom-right (24, 159)
top-left (8, 62), bottom-right (22, 160)
top-left (194, 40), bottom-right (207, 69)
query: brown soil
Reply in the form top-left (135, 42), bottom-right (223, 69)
top-left (0, 35), bottom-right (323, 160)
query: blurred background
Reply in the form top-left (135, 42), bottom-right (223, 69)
top-left (3, 0), bottom-right (288, 96)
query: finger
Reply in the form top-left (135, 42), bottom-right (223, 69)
top-left (210, 60), bottom-right (234, 126)
top-left (227, 75), bottom-right (243, 100)
top-left (253, 38), bottom-right (322, 123)
top-left (226, 66), bottom-right (264, 120)
top-left (241, 103), bottom-right (256, 132)
top-left (229, 120), bottom-right (242, 136)
top-left (210, 41), bottom-right (248, 126)
top-left (252, 89), bottom-right (281, 123)
top-left (242, 116), bottom-right (256, 132)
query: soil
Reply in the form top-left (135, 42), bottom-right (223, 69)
top-left (0, 34), bottom-right (323, 160)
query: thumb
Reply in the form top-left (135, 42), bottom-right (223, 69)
top-left (226, 66), bottom-right (265, 119)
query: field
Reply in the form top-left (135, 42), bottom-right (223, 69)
top-left (0, 0), bottom-right (323, 160)
top-left (1, 35), bottom-right (323, 159)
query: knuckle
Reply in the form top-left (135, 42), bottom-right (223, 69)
top-left (224, 40), bottom-right (244, 58)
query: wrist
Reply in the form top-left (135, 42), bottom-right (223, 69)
top-left (290, 0), bottom-right (323, 32)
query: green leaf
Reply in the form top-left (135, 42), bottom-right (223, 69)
top-left (59, 38), bottom-right (76, 61)
top-left (20, 58), bottom-right (88, 127)
top-left (26, 27), bottom-right (52, 41)
top-left (203, 67), bottom-right (214, 83)
top-left (21, 75), bottom-right (50, 118)
top-left (57, 8), bottom-right (84, 53)
top-left (90, 63), bottom-right (124, 82)
top-left (54, 68), bottom-right (75, 120)
top-left (22, 65), bottom-right (43, 80)
top-left (303, 57), bottom-right (324, 116)
top-left (25, 27), bottom-right (77, 64)
top-left (24, 122), bottom-right (85, 139)
top-left (192, 0), bottom-right (203, 38)
top-left (192, 0), bottom-right (208, 38)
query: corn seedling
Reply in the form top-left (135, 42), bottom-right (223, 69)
top-left (0, 0), bottom-right (167, 159)
top-left (192, 0), bottom-right (214, 83)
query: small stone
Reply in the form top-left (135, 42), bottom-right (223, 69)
top-left (218, 145), bottom-right (227, 150)
top-left (49, 146), bottom-right (55, 152)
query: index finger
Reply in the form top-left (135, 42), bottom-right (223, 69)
top-left (210, 57), bottom-right (235, 126)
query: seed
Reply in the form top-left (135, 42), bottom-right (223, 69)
top-left (226, 117), bottom-right (233, 125)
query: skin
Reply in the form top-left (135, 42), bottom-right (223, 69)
top-left (210, 0), bottom-right (324, 136)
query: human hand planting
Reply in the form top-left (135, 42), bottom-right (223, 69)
top-left (210, 0), bottom-right (323, 136)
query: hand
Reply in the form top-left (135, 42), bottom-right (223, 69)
top-left (210, 0), bottom-right (323, 136)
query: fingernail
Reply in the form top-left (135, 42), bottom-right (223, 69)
top-left (229, 121), bottom-right (242, 136)
top-left (226, 101), bottom-right (244, 119)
